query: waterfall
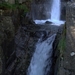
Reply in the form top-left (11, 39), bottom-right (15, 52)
top-left (34, 0), bottom-right (65, 25)
top-left (51, 0), bottom-right (60, 20)
top-left (27, 34), bottom-right (56, 75)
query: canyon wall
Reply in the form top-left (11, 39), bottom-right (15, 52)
top-left (56, 1), bottom-right (75, 75)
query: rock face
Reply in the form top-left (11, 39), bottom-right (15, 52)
top-left (0, 0), bottom-right (68, 75)
top-left (0, 16), bottom-right (15, 75)
top-left (0, 7), bottom-right (22, 75)
top-left (0, 0), bottom-right (33, 74)
top-left (2, 26), bottom-right (39, 75)
top-left (0, 5), bottom-right (60, 75)
top-left (65, 2), bottom-right (75, 75)
top-left (31, 0), bottom-right (52, 20)
top-left (56, 2), bottom-right (75, 75)
top-left (31, 0), bottom-right (66, 20)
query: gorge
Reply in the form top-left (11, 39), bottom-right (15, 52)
top-left (27, 0), bottom-right (65, 75)
top-left (1, 0), bottom-right (75, 75)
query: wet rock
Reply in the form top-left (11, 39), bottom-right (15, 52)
top-left (3, 26), bottom-right (41, 75)
top-left (45, 21), bottom-right (52, 24)
top-left (34, 31), bottom-right (47, 38)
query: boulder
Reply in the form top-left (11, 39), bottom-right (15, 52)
top-left (45, 21), bottom-right (52, 24)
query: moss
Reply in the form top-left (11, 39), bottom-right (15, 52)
top-left (58, 25), bottom-right (66, 58)
top-left (0, 2), bottom-right (16, 9)
top-left (0, 2), bottom-right (29, 12)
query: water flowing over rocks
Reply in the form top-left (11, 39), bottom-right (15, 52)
top-left (0, 13), bottom-right (64, 75)
top-left (0, 0), bottom-right (75, 75)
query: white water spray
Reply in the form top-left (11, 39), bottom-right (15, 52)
top-left (34, 0), bottom-right (65, 25)
top-left (27, 34), bottom-right (56, 75)
top-left (51, 0), bottom-right (61, 20)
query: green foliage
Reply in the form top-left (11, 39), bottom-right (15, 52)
top-left (58, 36), bottom-right (66, 54)
top-left (0, 2), bottom-right (29, 12)
top-left (58, 25), bottom-right (66, 57)
top-left (0, 2), bottom-right (16, 9)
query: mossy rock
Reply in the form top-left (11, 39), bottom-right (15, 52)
top-left (58, 25), bottom-right (66, 57)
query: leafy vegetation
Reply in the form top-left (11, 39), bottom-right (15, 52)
top-left (0, 2), bottom-right (16, 9)
top-left (0, 2), bottom-right (29, 12)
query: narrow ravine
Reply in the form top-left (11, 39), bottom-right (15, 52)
top-left (27, 0), bottom-right (65, 75)
top-left (0, 0), bottom-right (66, 75)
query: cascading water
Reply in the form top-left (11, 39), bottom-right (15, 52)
top-left (27, 34), bottom-right (56, 75)
top-left (27, 0), bottom-right (65, 75)
top-left (50, 0), bottom-right (65, 25)
top-left (51, 0), bottom-right (60, 21)
top-left (34, 0), bottom-right (65, 25)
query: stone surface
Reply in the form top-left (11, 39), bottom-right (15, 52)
top-left (0, 8), bottom-right (22, 74)
top-left (57, 2), bottom-right (75, 75)
top-left (0, 15), bottom-right (15, 75)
